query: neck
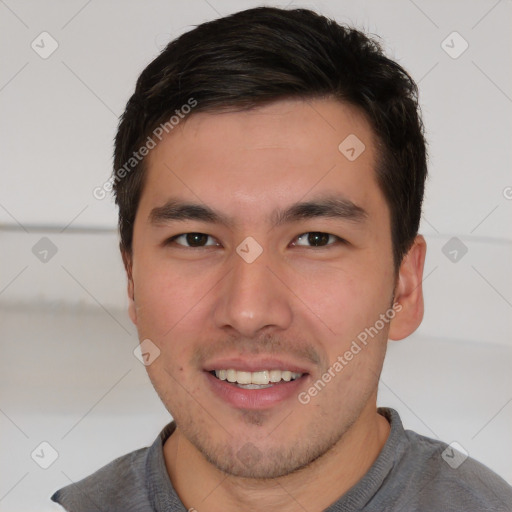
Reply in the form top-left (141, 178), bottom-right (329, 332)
top-left (164, 404), bottom-right (390, 512)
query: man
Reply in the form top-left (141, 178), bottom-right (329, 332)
top-left (52, 6), bottom-right (512, 511)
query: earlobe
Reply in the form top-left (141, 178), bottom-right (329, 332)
top-left (388, 235), bottom-right (427, 341)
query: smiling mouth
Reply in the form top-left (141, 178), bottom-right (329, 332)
top-left (210, 369), bottom-right (305, 389)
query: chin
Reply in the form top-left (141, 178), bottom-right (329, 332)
top-left (203, 445), bottom-right (309, 479)
top-left (186, 423), bottom-right (344, 480)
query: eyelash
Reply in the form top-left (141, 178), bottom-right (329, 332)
top-left (165, 232), bottom-right (346, 249)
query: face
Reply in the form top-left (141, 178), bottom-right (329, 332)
top-left (127, 98), bottom-right (409, 478)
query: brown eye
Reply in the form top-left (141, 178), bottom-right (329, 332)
top-left (170, 233), bottom-right (218, 247)
top-left (185, 233), bottom-right (209, 247)
top-left (294, 232), bottom-right (340, 247)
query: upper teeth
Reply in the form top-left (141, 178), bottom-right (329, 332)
top-left (215, 369), bottom-right (302, 385)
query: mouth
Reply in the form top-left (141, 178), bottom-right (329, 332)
top-left (209, 369), bottom-right (305, 389)
top-left (204, 364), bottom-right (310, 409)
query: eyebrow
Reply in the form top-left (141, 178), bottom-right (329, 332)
top-left (149, 195), bottom-right (368, 228)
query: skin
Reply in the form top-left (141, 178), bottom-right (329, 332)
top-left (124, 98), bottom-right (426, 512)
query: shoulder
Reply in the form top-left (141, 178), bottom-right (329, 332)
top-left (51, 422), bottom-right (180, 511)
top-left (372, 408), bottom-right (512, 511)
top-left (51, 446), bottom-right (151, 511)
top-left (399, 428), bottom-right (512, 511)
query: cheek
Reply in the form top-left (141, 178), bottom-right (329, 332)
top-left (287, 258), bottom-right (392, 398)
top-left (135, 264), bottom-right (206, 397)
top-left (287, 259), bottom-right (387, 340)
top-left (133, 258), bottom-right (210, 339)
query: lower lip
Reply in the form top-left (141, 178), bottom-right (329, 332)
top-left (204, 371), bottom-right (308, 410)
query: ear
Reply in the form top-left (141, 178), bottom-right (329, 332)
top-left (122, 249), bottom-right (137, 326)
top-left (388, 235), bottom-right (427, 341)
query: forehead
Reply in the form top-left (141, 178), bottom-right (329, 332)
top-left (139, 98), bottom-right (387, 226)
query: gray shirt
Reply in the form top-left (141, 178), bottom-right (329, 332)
top-left (51, 408), bottom-right (512, 511)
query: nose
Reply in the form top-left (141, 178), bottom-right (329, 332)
top-left (213, 249), bottom-right (293, 338)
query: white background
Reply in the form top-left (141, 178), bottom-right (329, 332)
top-left (0, 0), bottom-right (511, 510)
